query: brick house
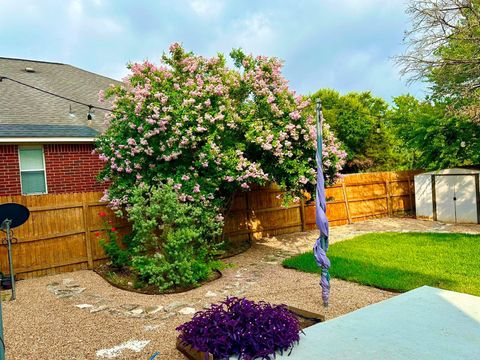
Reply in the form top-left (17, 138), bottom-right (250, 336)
top-left (0, 58), bottom-right (120, 196)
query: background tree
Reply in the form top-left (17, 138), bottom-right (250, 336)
top-left (397, 0), bottom-right (480, 122)
top-left (311, 89), bottom-right (408, 173)
top-left (389, 94), bottom-right (480, 169)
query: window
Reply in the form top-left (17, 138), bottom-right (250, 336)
top-left (19, 146), bottom-right (47, 195)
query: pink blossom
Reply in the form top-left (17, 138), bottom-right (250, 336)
top-left (299, 176), bottom-right (308, 184)
top-left (169, 42), bottom-right (181, 52)
top-left (289, 110), bottom-right (301, 120)
top-left (98, 90), bottom-right (105, 103)
top-left (193, 184), bottom-right (200, 193)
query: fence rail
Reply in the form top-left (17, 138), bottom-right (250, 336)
top-left (0, 170), bottom-right (419, 279)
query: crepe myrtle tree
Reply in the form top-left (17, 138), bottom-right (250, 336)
top-left (94, 44), bottom-right (346, 287)
top-left (96, 43), bottom-right (345, 211)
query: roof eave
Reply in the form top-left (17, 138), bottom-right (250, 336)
top-left (0, 137), bottom-right (96, 144)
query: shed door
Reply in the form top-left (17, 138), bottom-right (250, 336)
top-left (435, 175), bottom-right (478, 224)
top-left (455, 175), bottom-right (477, 223)
top-left (435, 176), bottom-right (456, 223)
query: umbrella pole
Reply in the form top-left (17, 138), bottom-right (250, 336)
top-left (315, 98), bottom-right (331, 308)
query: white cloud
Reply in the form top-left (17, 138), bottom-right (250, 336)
top-left (230, 13), bottom-right (276, 54)
top-left (188, 0), bottom-right (225, 19)
top-left (335, 0), bottom-right (406, 15)
top-left (344, 50), bottom-right (374, 71)
top-left (68, 0), bottom-right (84, 19)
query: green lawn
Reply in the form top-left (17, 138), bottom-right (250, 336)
top-left (282, 232), bottom-right (480, 296)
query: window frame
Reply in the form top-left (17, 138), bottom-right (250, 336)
top-left (18, 145), bottom-right (48, 195)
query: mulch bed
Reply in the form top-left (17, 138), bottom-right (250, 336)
top-left (94, 264), bottom-right (222, 295)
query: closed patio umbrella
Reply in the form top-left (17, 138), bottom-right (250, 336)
top-left (313, 99), bottom-right (331, 307)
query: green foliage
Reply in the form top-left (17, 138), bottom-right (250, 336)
top-left (99, 237), bottom-right (130, 269)
top-left (389, 95), bottom-right (480, 170)
top-left (311, 88), bottom-right (480, 172)
top-left (283, 232), bottom-right (480, 296)
top-left (98, 217), bottom-right (130, 269)
top-left (127, 185), bottom-right (222, 290)
top-left (399, 1), bottom-right (480, 123)
top-left (427, 3), bottom-right (480, 121)
top-left (311, 89), bottom-right (408, 172)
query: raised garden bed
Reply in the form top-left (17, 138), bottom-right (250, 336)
top-left (94, 264), bottom-right (222, 295)
top-left (176, 306), bottom-right (324, 360)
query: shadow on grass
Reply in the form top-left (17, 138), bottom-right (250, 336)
top-left (283, 252), bottom-right (456, 293)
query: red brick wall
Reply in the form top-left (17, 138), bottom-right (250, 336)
top-left (43, 144), bottom-right (105, 194)
top-left (0, 144), bottom-right (106, 196)
top-left (0, 145), bottom-right (21, 196)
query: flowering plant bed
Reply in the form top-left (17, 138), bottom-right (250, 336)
top-left (176, 297), bottom-right (324, 360)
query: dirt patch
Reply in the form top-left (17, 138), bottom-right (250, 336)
top-left (94, 264), bottom-right (222, 295)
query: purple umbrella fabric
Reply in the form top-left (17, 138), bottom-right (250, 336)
top-left (313, 99), bottom-right (331, 307)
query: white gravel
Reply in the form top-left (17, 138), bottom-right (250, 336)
top-left (3, 218), bottom-right (478, 359)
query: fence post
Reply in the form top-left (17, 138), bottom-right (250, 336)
top-left (385, 179), bottom-right (392, 217)
top-left (341, 182), bottom-right (352, 224)
top-left (407, 176), bottom-right (414, 214)
top-left (82, 197), bottom-right (94, 269)
top-left (245, 192), bottom-right (252, 242)
top-left (299, 197), bottom-right (306, 231)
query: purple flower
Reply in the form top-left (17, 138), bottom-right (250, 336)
top-left (176, 297), bottom-right (301, 359)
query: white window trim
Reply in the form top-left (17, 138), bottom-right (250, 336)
top-left (18, 145), bottom-right (48, 195)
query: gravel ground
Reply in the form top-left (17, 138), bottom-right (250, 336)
top-left (3, 218), bottom-right (479, 360)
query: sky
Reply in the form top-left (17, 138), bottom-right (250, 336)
top-left (0, 0), bottom-right (427, 101)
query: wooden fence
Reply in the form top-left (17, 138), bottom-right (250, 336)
top-left (223, 170), bottom-right (419, 242)
top-left (0, 170), bottom-right (418, 279)
top-left (0, 192), bottom-right (128, 279)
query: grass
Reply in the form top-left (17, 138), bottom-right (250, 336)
top-left (282, 232), bottom-right (480, 296)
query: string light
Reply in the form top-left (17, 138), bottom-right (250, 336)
top-left (0, 76), bottom-right (116, 124)
top-left (87, 106), bottom-right (94, 127)
top-left (1, 75), bottom-right (391, 125)
top-left (87, 106), bottom-right (93, 120)
top-left (68, 104), bottom-right (76, 118)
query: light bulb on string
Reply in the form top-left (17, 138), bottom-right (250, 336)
top-left (87, 106), bottom-right (94, 127)
top-left (68, 104), bottom-right (76, 118)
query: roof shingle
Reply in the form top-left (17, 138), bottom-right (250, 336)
top-left (0, 57), bottom-right (121, 137)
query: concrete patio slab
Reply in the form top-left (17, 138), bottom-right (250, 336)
top-left (282, 286), bottom-right (480, 360)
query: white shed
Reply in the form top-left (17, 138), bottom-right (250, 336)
top-left (414, 168), bottom-right (480, 224)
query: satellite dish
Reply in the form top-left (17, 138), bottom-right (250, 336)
top-left (0, 203), bottom-right (30, 302)
top-left (0, 203), bottom-right (29, 360)
top-left (0, 203), bottom-right (30, 229)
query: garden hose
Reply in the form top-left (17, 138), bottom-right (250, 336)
top-left (149, 351), bottom-right (160, 359)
